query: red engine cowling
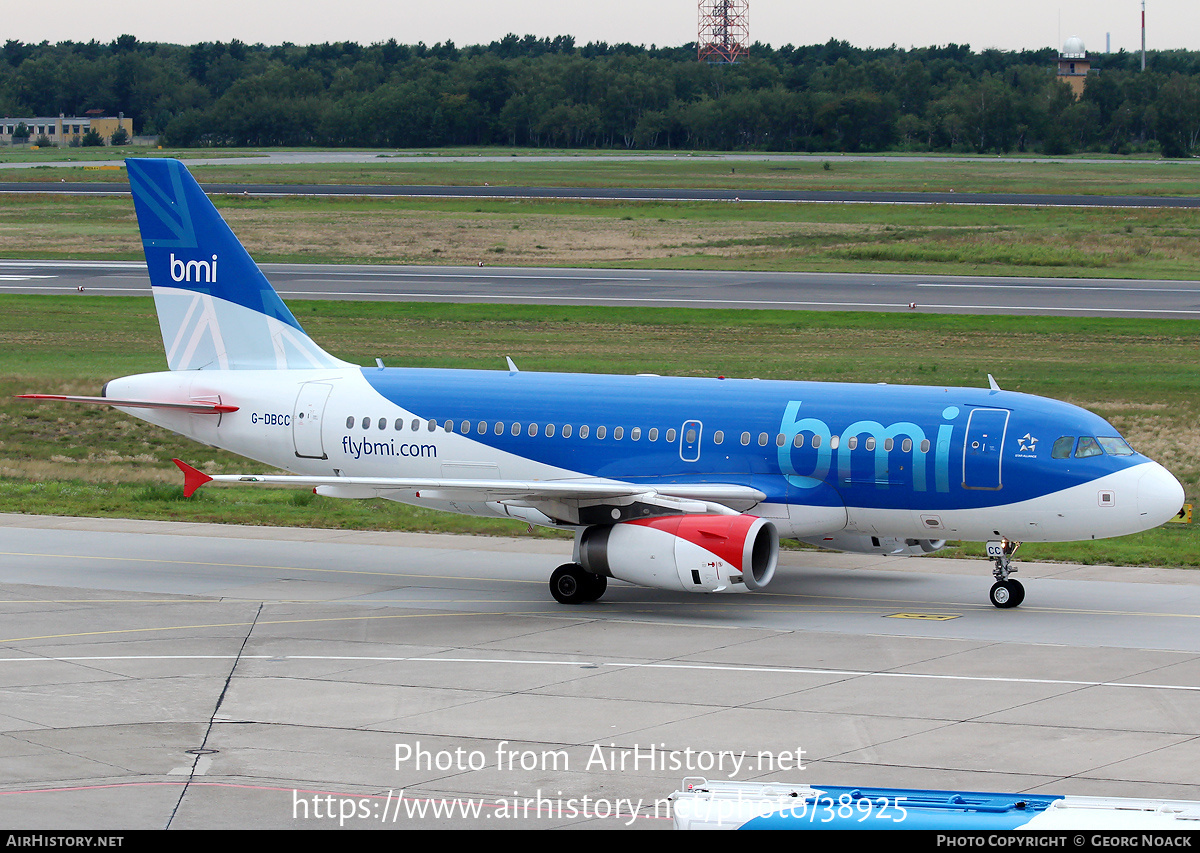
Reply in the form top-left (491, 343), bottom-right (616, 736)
top-left (578, 514), bottom-right (778, 593)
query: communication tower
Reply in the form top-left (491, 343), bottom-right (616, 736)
top-left (698, 0), bottom-right (749, 64)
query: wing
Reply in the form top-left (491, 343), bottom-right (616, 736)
top-left (172, 459), bottom-right (766, 525)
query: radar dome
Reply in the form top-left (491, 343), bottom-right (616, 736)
top-left (1062, 36), bottom-right (1086, 57)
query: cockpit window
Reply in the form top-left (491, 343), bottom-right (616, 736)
top-left (1075, 436), bottom-right (1103, 458)
top-left (1097, 436), bottom-right (1134, 456)
top-left (1052, 436), bottom-right (1074, 459)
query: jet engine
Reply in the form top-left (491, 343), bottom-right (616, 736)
top-left (578, 514), bottom-right (778, 593)
top-left (801, 533), bottom-right (947, 556)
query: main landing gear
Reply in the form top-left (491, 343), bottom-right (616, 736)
top-left (987, 538), bottom-right (1025, 609)
top-left (549, 563), bottom-right (607, 604)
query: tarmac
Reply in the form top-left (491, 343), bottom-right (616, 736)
top-left (1, 512), bottom-right (1198, 829)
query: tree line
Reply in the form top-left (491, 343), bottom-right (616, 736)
top-left (3, 34), bottom-right (1200, 156)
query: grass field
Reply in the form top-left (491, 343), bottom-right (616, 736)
top-left (4, 149), bottom-right (1200, 279)
top-left (3, 147), bottom-right (1200, 197)
top-left (3, 193), bottom-right (1200, 280)
top-left (3, 296), bottom-right (1197, 567)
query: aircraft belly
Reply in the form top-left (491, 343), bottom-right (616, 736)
top-left (844, 463), bottom-right (1168, 543)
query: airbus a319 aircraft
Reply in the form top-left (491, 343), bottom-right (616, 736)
top-left (23, 159), bottom-right (1185, 608)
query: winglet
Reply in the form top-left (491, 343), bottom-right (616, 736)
top-left (173, 458), bottom-right (213, 497)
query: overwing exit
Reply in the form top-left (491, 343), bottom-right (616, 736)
top-left (21, 159), bottom-right (1185, 608)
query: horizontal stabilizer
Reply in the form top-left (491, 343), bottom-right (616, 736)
top-left (173, 459), bottom-right (214, 497)
top-left (17, 394), bottom-right (238, 414)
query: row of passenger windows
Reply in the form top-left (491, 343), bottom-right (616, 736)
top-left (348, 415), bottom-right (678, 441)
top-left (1051, 435), bottom-right (1134, 459)
top-left (344, 415), bottom-right (932, 452)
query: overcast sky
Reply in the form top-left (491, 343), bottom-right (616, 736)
top-left (5, 1), bottom-right (1197, 55)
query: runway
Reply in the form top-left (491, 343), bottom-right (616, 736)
top-left (1, 514), bottom-right (1198, 829)
top-left (4, 259), bottom-right (1200, 318)
top-left (4, 178), bottom-right (1200, 209)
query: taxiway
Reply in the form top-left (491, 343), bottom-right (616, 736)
top-left (3, 260), bottom-right (1200, 318)
top-left (1, 514), bottom-right (1198, 829)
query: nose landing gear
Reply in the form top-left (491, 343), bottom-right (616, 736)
top-left (987, 538), bottom-right (1025, 609)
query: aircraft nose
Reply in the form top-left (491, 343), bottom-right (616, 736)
top-left (1137, 462), bottom-right (1185, 527)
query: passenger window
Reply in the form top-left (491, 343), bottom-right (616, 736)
top-left (884, 438), bottom-right (894, 451)
top-left (613, 427), bottom-right (623, 440)
top-left (444, 419), bottom-right (453, 432)
top-left (362, 417), bottom-right (371, 429)
top-left (1052, 436), bottom-right (1074, 458)
top-left (563, 425), bottom-right (573, 438)
top-left (649, 428), bottom-right (659, 441)
top-left (811, 435), bottom-right (822, 448)
top-left (687, 428), bottom-right (697, 443)
top-left (865, 437), bottom-right (876, 451)
top-left (829, 434), bottom-right (839, 449)
top-left (460, 420), bottom-right (470, 433)
top-left (411, 418), bottom-right (420, 431)
top-left (477, 422), bottom-right (488, 434)
top-left (396, 419), bottom-right (404, 432)
top-left (511, 423), bottom-right (521, 436)
top-left (901, 438), bottom-right (912, 453)
top-left (847, 436), bottom-right (857, 450)
top-left (757, 432), bottom-right (768, 446)
top-left (580, 425), bottom-right (590, 439)
top-left (494, 422), bottom-right (505, 435)
top-left (528, 423), bottom-right (538, 436)
top-left (346, 416), bottom-right (355, 428)
top-left (596, 426), bottom-right (607, 440)
top-left (775, 433), bottom-right (785, 447)
top-left (713, 430), bottom-right (723, 445)
top-left (546, 424), bottom-right (556, 437)
top-left (630, 427), bottom-right (640, 441)
top-left (1075, 436), bottom-right (1103, 458)
top-left (740, 432), bottom-right (750, 446)
top-left (793, 434), bottom-right (804, 448)
top-left (427, 419), bottom-right (437, 431)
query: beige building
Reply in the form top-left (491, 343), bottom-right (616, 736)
top-left (0, 114), bottom-right (133, 146)
top-left (1057, 36), bottom-right (1094, 98)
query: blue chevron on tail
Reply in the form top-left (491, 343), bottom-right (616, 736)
top-left (126, 158), bottom-right (349, 371)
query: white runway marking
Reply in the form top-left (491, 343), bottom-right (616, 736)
top-left (5, 654), bottom-right (1198, 693)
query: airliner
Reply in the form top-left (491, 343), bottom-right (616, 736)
top-left (22, 159), bottom-right (1185, 608)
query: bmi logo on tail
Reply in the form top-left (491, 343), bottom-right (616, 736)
top-left (169, 253), bottom-right (219, 284)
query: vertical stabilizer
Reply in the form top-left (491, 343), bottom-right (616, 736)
top-left (126, 158), bottom-right (349, 371)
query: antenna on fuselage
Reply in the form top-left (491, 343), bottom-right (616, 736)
top-left (987, 374), bottom-right (1002, 391)
top-left (506, 357), bottom-right (520, 375)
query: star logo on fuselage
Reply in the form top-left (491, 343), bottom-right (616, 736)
top-left (1017, 433), bottom-right (1038, 453)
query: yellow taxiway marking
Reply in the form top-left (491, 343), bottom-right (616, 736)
top-left (0, 549), bottom-right (546, 584)
top-left (0, 609), bottom-right (559, 644)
